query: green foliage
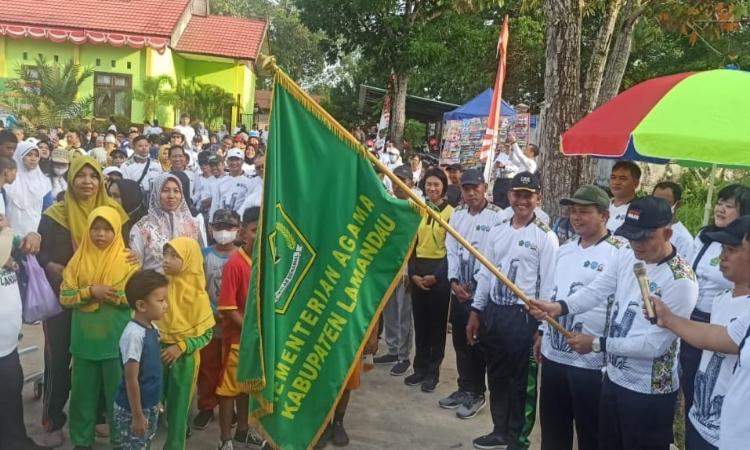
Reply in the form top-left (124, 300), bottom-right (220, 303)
top-left (164, 80), bottom-right (235, 129)
top-left (211, 0), bottom-right (327, 88)
top-left (404, 119), bottom-right (427, 148)
top-left (133, 75), bottom-right (174, 123)
top-left (2, 56), bottom-right (94, 127)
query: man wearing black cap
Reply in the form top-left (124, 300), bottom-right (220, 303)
top-left (446, 163), bottom-right (463, 207)
top-left (649, 216), bottom-right (750, 450)
top-left (531, 196), bottom-right (698, 450)
top-left (466, 171), bottom-right (559, 450)
top-left (441, 168), bottom-right (503, 419)
top-left (537, 185), bottom-right (622, 450)
top-left (374, 165), bottom-right (417, 375)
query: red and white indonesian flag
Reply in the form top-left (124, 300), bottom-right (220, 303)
top-left (480, 16), bottom-right (510, 169)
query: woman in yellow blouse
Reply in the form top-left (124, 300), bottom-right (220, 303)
top-left (405, 167), bottom-right (455, 393)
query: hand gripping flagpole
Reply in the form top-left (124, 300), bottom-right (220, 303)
top-left (258, 55), bottom-right (572, 340)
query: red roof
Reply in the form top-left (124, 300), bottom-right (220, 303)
top-left (174, 16), bottom-right (266, 60)
top-left (1, 0), bottom-right (190, 37)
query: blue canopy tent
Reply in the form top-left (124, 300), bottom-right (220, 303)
top-left (443, 88), bottom-right (516, 120)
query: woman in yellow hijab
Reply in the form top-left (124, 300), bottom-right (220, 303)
top-left (37, 156), bottom-right (128, 445)
top-left (157, 237), bottom-right (215, 450)
top-left (59, 206), bottom-right (139, 448)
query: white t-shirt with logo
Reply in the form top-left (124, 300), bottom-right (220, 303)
top-left (446, 203), bottom-right (505, 297)
top-left (542, 235), bottom-right (623, 370)
top-left (718, 309), bottom-right (750, 449)
top-left (692, 235), bottom-right (732, 314)
top-left (564, 248), bottom-right (698, 394)
top-left (120, 158), bottom-right (164, 194)
top-left (688, 291), bottom-right (750, 446)
top-left (209, 174), bottom-right (260, 218)
top-left (607, 201), bottom-right (630, 234)
top-left (473, 216), bottom-right (559, 310)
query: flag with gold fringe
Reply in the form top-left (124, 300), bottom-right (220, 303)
top-left (237, 62), bottom-right (422, 450)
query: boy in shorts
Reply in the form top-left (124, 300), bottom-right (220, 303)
top-left (113, 270), bottom-right (169, 450)
top-left (216, 207), bottom-right (265, 450)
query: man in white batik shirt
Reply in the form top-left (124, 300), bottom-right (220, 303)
top-left (442, 169), bottom-right (504, 421)
top-left (537, 185), bottom-right (622, 450)
top-left (466, 172), bottom-right (559, 450)
top-left (532, 196), bottom-right (698, 450)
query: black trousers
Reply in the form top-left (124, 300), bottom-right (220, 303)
top-left (480, 303), bottom-right (539, 450)
top-left (599, 375), bottom-right (677, 450)
top-left (681, 309), bottom-right (710, 424)
top-left (412, 277), bottom-right (451, 378)
top-left (0, 349), bottom-right (36, 450)
top-left (42, 309), bottom-right (72, 432)
top-left (685, 416), bottom-right (718, 450)
top-left (492, 178), bottom-right (512, 209)
top-left (449, 296), bottom-right (486, 395)
top-left (539, 357), bottom-right (602, 450)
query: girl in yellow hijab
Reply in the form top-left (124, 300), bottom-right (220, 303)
top-left (157, 237), bottom-right (215, 450)
top-left (59, 206), bottom-right (139, 448)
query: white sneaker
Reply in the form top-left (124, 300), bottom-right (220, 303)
top-left (218, 440), bottom-right (234, 450)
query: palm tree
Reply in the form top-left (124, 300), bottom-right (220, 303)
top-left (164, 79), bottom-right (235, 128)
top-left (133, 75), bottom-right (174, 123)
top-left (3, 56), bottom-right (94, 127)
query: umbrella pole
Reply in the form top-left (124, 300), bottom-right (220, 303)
top-left (703, 164), bottom-right (718, 226)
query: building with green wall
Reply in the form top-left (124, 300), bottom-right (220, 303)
top-left (0, 0), bottom-right (268, 129)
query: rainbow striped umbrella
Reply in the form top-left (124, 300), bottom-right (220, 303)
top-left (562, 69), bottom-right (750, 167)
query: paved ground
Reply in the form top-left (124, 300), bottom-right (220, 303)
top-left (19, 323), bottom-right (543, 450)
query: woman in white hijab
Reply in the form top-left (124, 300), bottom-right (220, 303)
top-left (4, 141), bottom-right (52, 237)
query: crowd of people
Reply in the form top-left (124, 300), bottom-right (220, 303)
top-left (1, 113), bottom-right (750, 450)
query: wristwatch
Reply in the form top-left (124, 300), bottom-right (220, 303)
top-left (592, 337), bottom-right (602, 353)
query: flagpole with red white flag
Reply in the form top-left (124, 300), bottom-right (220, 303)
top-left (481, 15), bottom-right (510, 182)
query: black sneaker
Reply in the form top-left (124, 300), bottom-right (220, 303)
top-left (314, 423), bottom-right (332, 449)
top-left (404, 371), bottom-right (426, 386)
top-left (457, 393), bottom-right (487, 419)
top-left (438, 390), bottom-right (469, 409)
top-left (472, 433), bottom-right (508, 449)
top-left (373, 354), bottom-right (399, 365)
top-left (193, 409), bottom-right (214, 430)
top-left (389, 360), bottom-right (410, 376)
top-left (331, 420), bottom-right (349, 447)
top-left (247, 429), bottom-right (267, 449)
top-left (421, 376), bottom-right (439, 393)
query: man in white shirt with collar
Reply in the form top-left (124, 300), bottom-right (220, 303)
top-left (652, 181), bottom-right (693, 259)
top-left (532, 196), bottom-right (698, 450)
top-left (648, 216), bottom-right (750, 449)
top-left (466, 172), bottom-right (559, 450)
top-left (508, 134), bottom-right (538, 174)
top-left (492, 144), bottom-right (519, 209)
top-left (120, 135), bottom-right (163, 195)
top-left (537, 185), bottom-right (623, 450)
top-left (607, 160), bottom-right (641, 233)
top-left (443, 168), bottom-right (504, 419)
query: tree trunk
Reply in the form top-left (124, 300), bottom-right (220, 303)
top-left (597, 0), bottom-right (642, 106)
top-left (580, 0), bottom-right (624, 114)
top-left (539, 0), bottom-right (593, 221)
top-left (391, 72), bottom-right (409, 149)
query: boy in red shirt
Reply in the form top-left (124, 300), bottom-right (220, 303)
top-left (216, 207), bottom-right (263, 450)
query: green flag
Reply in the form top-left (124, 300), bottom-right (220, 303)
top-left (237, 67), bottom-right (422, 450)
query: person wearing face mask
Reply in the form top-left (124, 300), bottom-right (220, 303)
top-left (49, 148), bottom-right (70, 200)
top-left (193, 209), bottom-right (240, 430)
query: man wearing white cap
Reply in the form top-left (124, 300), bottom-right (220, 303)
top-left (209, 148), bottom-right (258, 218)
